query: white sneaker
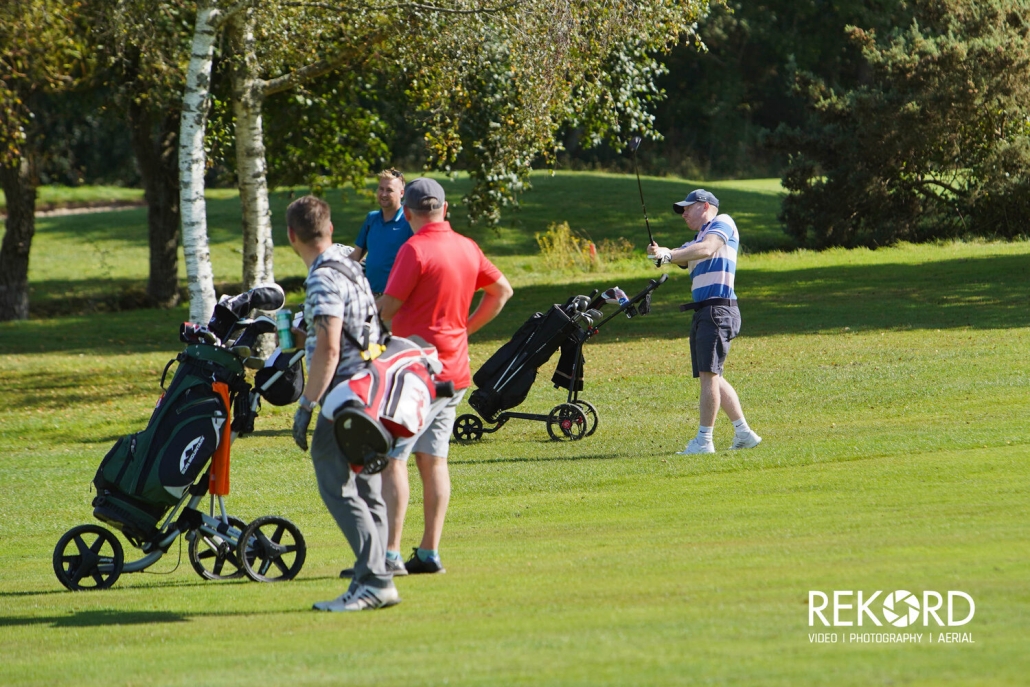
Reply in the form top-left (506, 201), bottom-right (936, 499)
top-left (729, 430), bottom-right (762, 450)
top-left (313, 587), bottom-right (354, 611)
top-left (676, 437), bottom-right (716, 455)
top-left (316, 584), bottom-right (401, 612)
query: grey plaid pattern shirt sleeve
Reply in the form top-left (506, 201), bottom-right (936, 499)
top-left (303, 244), bottom-right (382, 380)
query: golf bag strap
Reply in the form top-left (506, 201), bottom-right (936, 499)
top-left (316, 260), bottom-right (388, 360)
top-left (679, 298), bottom-right (737, 312)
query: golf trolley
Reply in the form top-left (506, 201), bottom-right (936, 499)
top-left (53, 285), bottom-right (308, 591)
top-left (453, 274), bottom-right (668, 443)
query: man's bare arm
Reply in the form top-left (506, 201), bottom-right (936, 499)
top-left (350, 246), bottom-right (365, 262)
top-left (467, 274), bottom-right (514, 336)
top-left (377, 294), bottom-right (403, 323)
top-left (300, 315), bottom-right (341, 405)
top-left (649, 233), bottom-right (725, 267)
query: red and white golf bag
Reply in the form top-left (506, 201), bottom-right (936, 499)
top-left (321, 336), bottom-right (453, 474)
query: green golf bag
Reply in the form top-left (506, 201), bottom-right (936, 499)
top-left (92, 344), bottom-right (248, 543)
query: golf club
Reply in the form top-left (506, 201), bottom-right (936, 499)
top-left (629, 136), bottom-right (655, 246)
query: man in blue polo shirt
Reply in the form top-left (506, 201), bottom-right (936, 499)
top-left (350, 169), bottom-right (413, 295)
top-left (648, 189), bottom-right (762, 454)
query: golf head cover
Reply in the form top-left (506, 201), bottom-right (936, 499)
top-left (602, 287), bottom-right (629, 305)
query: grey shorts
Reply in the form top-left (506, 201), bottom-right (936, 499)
top-left (689, 305), bottom-right (741, 377)
top-left (388, 388), bottom-right (467, 461)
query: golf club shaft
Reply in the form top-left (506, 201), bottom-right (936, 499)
top-left (632, 150), bottom-right (655, 245)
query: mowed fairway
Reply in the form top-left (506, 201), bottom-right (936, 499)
top-left (1, 173), bottom-right (1028, 686)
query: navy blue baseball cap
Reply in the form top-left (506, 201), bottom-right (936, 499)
top-left (673, 189), bottom-right (719, 214)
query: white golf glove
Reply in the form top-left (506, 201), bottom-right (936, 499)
top-left (650, 247), bottom-right (672, 267)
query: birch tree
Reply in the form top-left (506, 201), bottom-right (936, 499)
top-left (179, 0), bottom-right (708, 322)
top-left (179, 0), bottom-right (223, 323)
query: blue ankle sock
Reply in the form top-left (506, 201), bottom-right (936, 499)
top-left (385, 550), bottom-right (402, 562)
top-left (416, 548), bottom-right (438, 562)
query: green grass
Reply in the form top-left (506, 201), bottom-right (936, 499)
top-left (23, 172), bottom-right (789, 316)
top-left (2, 173), bottom-right (1029, 685)
top-left (0, 184), bottom-right (144, 212)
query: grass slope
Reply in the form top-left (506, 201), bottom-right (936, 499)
top-left (1, 174), bottom-right (1028, 685)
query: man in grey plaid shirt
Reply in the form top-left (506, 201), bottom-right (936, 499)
top-left (285, 195), bottom-right (399, 612)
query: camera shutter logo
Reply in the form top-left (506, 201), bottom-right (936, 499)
top-left (882, 590), bottom-right (920, 627)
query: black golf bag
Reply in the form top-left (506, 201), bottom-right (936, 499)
top-left (454, 275), bottom-right (667, 443)
top-left (468, 305), bottom-right (580, 422)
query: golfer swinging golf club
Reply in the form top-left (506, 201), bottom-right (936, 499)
top-left (647, 189), bottom-right (762, 454)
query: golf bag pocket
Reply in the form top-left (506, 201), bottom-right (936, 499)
top-left (95, 387), bottom-right (227, 504)
top-left (255, 348), bottom-right (305, 406)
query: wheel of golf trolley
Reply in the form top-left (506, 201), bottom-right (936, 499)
top-left (237, 515), bottom-right (306, 583)
top-left (571, 400), bottom-right (599, 437)
top-left (453, 413), bottom-right (484, 444)
top-left (52, 524), bottom-right (125, 591)
top-left (188, 516), bottom-right (248, 581)
top-left (546, 403), bottom-right (588, 442)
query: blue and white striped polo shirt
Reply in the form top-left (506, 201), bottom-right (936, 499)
top-left (679, 214), bottom-right (739, 302)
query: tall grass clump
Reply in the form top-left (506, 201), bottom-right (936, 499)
top-left (536, 221), bottom-right (635, 272)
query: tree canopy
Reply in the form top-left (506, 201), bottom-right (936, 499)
top-left (777, 0), bottom-right (1030, 248)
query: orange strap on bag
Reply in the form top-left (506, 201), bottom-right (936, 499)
top-left (209, 382), bottom-right (232, 495)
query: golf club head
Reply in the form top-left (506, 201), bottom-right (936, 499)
top-left (180, 322), bottom-right (220, 346)
top-left (629, 136), bottom-right (643, 153)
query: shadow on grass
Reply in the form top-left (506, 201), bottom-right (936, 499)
top-left (473, 252), bottom-right (1030, 343)
top-left (0, 607), bottom-right (315, 628)
top-left (3, 251), bottom-right (1028, 355)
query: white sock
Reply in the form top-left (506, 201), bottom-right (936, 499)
top-left (696, 426), bottom-right (714, 444)
top-left (732, 418), bottom-right (751, 436)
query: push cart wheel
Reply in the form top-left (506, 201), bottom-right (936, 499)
top-left (572, 400), bottom-right (599, 437)
top-left (547, 403), bottom-right (588, 442)
top-left (53, 524), bottom-right (124, 591)
top-left (453, 414), bottom-right (484, 444)
top-left (237, 515), bottom-right (306, 583)
top-left (188, 516), bottom-right (248, 581)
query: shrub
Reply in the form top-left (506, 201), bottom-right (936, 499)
top-left (536, 222), bottom-right (637, 272)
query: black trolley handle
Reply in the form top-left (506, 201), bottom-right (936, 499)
top-left (591, 274), bottom-right (669, 331)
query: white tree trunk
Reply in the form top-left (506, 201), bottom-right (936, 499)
top-left (179, 0), bottom-right (221, 324)
top-left (231, 11), bottom-right (274, 290)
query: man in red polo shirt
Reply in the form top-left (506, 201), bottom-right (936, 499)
top-left (377, 177), bottom-right (513, 574)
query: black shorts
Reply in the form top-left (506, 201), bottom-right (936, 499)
top-left (689, 305), bottom-right (741, 378)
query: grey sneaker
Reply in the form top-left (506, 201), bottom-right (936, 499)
top-left (676, 437), bottom-right (716, 455)
top-left (386, 556), bottom-right (409, 576)
top-left (729, 430), bottom-right (762, 450)
top-left (316, 584), bottom-right (400, 612)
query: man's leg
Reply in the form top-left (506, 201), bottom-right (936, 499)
top-left (382, 457), bottom-right (410, 553)
top-left (404, 390), bottom-right (464, 573)
top-left (719, 376), bottom-right (761, 449)
top-left (414, 452), bottom-right (450, 551)
top-left (717, 375), bottom-right (743, 422)
top-left (699, 371), bottom-right (721, 427)
top-left (309, 416), bottom-right (397, 610)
